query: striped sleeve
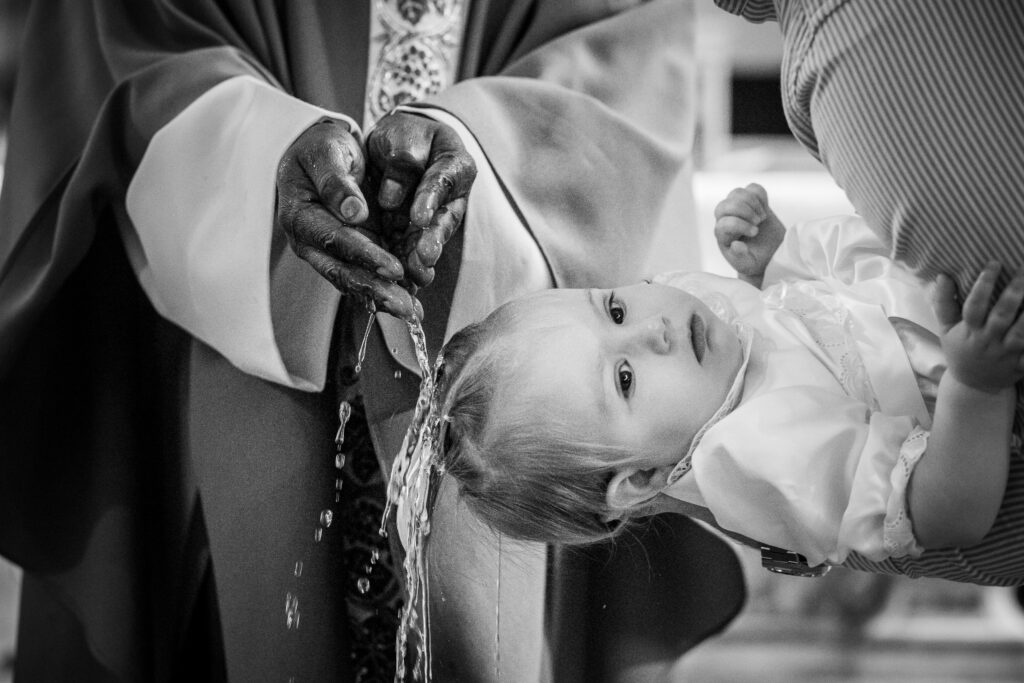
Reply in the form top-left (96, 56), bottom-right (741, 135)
top-left (713, 0), bottom-right (777, 23)
top-left (776, 0), bottom-right (1024, 298)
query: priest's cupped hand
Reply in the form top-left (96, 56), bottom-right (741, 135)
top-left (276, 118), bottom-right (422, 321)
top-left (364, 111), bottom-right (476, 291)
top-left (276, 113), bottom-right (476, 321)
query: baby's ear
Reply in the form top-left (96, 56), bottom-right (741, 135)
top-left (606, 466), bottom-right (671, 512)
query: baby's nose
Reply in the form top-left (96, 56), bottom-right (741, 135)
top-left (637, 316), bottom-right (671, 353)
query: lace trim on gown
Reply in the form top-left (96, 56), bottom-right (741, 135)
top-left (883, 426), bottom-right (928, 558)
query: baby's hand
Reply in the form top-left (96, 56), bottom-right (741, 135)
top-left (932, 263), bottom-right (1024, 392)
top-left (714, 184), bottom-right (786, 287)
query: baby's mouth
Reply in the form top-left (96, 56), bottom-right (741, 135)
top-left (690, 314), bottom-right (706, 363)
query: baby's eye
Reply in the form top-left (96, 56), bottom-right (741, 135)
top-left (608, 293), bottom-right (625, 324)
top-left (617, 362), bottom-right (634, 397)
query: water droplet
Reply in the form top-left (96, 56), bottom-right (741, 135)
top-left (364, 564), bottom-right (373, 574)
top-left (285, 592), bottom-right (300, 629)
top-left (335, 401), bottom-right (352, 447)
top-left (319, 509), bottom-right (334, 527)
top-left (357, 577), bottom-right (371, 594)
top-left (394, 369), bottom-right (403, 379)
top-left (314, 527), bottom-right (323, 543)
top-left (335, 493), bottom-right (341, 503)
top-left (371, 548), bottom-right (380, 563)
top-left (294, 561), bottom-right (303, 577)
top-left (335, 477), bottom-right (344, 491)
top-left (335, 453), bottom-right (347, 470)
top-left (354, 310), bottom-right (375, 374)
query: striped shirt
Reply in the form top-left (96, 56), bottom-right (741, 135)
top-left (716, 0), bottom-right (1024, 584)
top-left (716, 0), bottom-right (1024, 298)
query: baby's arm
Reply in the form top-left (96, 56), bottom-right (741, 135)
top-left (713, 184), bottom-right (787, 288)
top-left (910, 264), bottom-right (1024, 549)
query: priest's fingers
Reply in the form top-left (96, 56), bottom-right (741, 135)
top-left (286, 201), bottom-right (403, 279)
top-left (408, 126), bottom-right (476, 229)
top-left (405, 197), bottom-right (469, 288)
top-left (278, 119), bottom-right (369, 222)
top-left (290, 237), bottom-right (420, 322)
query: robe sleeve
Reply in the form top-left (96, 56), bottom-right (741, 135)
top-left (0, 1), bottom-right (367, 387)
top-left (421, 0), bottom-right (701, 290)
top-left (124, 76), bottom-right (358, 390)
top-left (694, 382), bottom-right (928, 567)
top-left (380, 0), bottom-right (703, 376)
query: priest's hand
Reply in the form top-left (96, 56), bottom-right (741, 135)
top-left (277, 119), bottom-right (421, 321)
top-left (365, 111), bottom-right (477, 290)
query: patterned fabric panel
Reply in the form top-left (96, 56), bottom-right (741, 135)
top-left (365, 0), bottom-right (468, 127)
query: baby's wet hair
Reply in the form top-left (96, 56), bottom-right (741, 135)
top-left (435, 298), bottom-right (640, 546)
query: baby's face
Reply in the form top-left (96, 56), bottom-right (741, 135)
top-left (507, 282), bottom-right (743, 469)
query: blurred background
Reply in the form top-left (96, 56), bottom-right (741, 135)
top-left (1, 2), bottom-right (1022, 681)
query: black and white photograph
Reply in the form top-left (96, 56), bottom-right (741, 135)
top-left (2, 1), bottom-right (1024, 681)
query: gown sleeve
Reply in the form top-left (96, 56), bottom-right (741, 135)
top-left (765, 214), bottom-right (907, 287)
top-left (694, 362), bottom-right (928, 567)
top-left (764, 214), bottom-right (942, 336)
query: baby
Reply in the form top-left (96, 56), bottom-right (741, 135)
top-left (428, 185), bottom-right (1024, 584)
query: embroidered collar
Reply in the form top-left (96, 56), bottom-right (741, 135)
top-left (665, 321), bottom-right (754, 485)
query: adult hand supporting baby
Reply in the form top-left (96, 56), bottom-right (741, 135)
top-left (276, 119), bottom-right (422, 321)
top-left (910, 263), bottom-right (1024, 549)
top-left (365, 111), bottom-right (477, 291)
